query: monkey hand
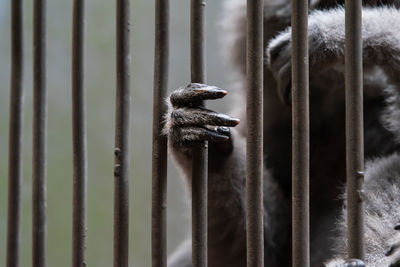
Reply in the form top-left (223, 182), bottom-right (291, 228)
top-left (164, 83), bottom-right (240, 156)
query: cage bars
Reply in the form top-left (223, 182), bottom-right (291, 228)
top-left (190, 1), bottom-right (208, 266)
top-left (72, 0), bottom-right (88, 266)
top-left (345, 0), bottom-right (365, 260)
top-left (151, 0), bottom-right (169, 266)
top-left (291, 0), bottom-right (310, 266)
top-left (6, 0), bottom-right (24, 266)
top-left (3, 0), bottom-right (369, 265)
top-left (113, 0), bottom-right (131, 266)
top-left (245, 0), bottom-right (264, 266)
top-left (32, 0), bottom-right (47, 265)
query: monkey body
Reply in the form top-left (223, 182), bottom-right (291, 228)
top-left (165, 1), bottom-right (400, 266)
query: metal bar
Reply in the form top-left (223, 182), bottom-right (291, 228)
top-left (6, 0), bottom-right (24, 265)
top-left (72, 0), bottom-right (87, 266)
top-left (345, 0), bottom-right (364, 259)
top-left (113, 0), bottom-right (131, 265)
top-left (291, 0), bottom-right (310, 265)
top-left (190, 1), bottom-right (207, 266)
top-left (151, 0), bottom-right (169, 265)
top-left (32, 0), bottom-right (47, 265)
top-left (245, 0), bottom-right (264, 266)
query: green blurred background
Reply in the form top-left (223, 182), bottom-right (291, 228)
top-left (0, 0), bottom-right (234, 266)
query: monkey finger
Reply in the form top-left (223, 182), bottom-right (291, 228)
top-left (179, 126), bottom-right (230, 146)
top-left (171, 107), bottom-right (240, 127)
top-left (338, 259), bottom-right (365, 267)
top-left (169, 83), bottom-right (227, 107)
top-left (214, 126), bottom-right (231, 137)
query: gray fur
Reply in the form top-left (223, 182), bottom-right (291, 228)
top-left (326, 154), bottom-right (400, 266)
top-left (164, 0), bottom-right (400, 266)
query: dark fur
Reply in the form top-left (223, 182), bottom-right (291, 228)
top-left (165, 0), bottom-right (400, 266)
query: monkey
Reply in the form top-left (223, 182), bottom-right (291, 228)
top-left (164, 0), bottom-right (400, 266)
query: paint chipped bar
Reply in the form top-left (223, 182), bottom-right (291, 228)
top-left (114, 0), bottom-right (131, 266)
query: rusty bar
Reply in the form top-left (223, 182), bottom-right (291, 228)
top-left (32, 0), bottom-right (47, 265)
top-left (113, 0), bottom-right (131, 265)
top-left (72, 0), bottom-right (87, 266)
top-left (190, 0), bottom-right (207, 266)
top-left (6, 0), bottom-right (24, 266)
top-left (151, 0), bottom-right (169, 266)
top-left (345, 0), bottom-right (364, 260)
top-left (245, 0), bottom-right (264, 266)
top-left (291, 0), bottom-right (310, 265)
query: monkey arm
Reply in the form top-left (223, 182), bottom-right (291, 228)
top-left (267, 6), bottom-right (400, 104)
top-left (165, 83), bottom-right (290, 266)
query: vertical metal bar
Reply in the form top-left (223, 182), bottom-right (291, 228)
top-left (345, 0), bottom-right (364, 260)
top-left (72, 0), bottom-right (87, 266)
top-left (114, 0), bottom-right (131, 265)
top-left (190, 1), bottom-right (207, 266)
top-left (291, 0), bottom-right (310, 265)
top-left (151, 0), bottom-right (169, 266)
top-left (32, 0), bottom-right (47, 265)
top-left (246, 0), bottom-right (264, 266)
top-left (6, 0), bottom-right (24, 266)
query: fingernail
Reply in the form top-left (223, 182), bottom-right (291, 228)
top-left (220, 135), bottom-right (230, 140)
top-left (207, 86), bottom-right (226, 93)
top-left (217, 126), bottom-right (230, 133)
top-left (217, 113), bottom-right (231, 120)
top-left (230, 118), bottom-right (240, 125)
top-left (341, 259), bottom-right (365, 267)
top-left (217, 114), bottom-right (240, 124)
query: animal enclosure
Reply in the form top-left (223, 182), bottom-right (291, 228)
top-left (3, 0), bottom-right (368, 266)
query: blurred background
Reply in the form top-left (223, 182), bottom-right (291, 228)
top-left (0, 0), bottom-right (235, 266)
